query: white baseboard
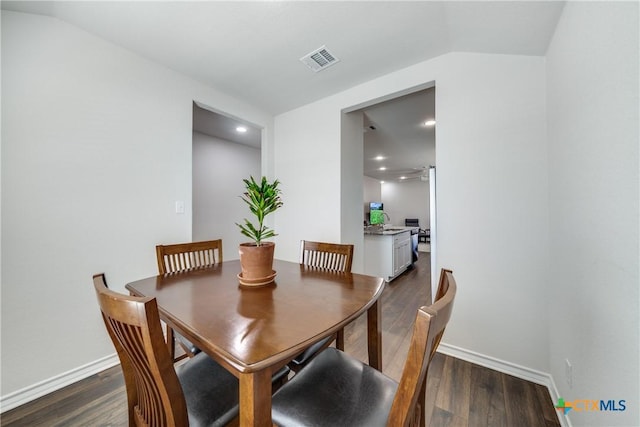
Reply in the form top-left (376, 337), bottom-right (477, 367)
top-left (437, 343), bottom-right (571, 427)
top-left (0, 353), bottom-right (119, 413)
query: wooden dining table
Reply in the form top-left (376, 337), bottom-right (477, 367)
top-left (126, 258), bottom-right (385, 427)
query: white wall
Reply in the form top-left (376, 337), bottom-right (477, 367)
top-left (1, 11), bottom-right (272, 400)
top-left (340, 110), bottom-right (365, 272)
top-left (192, 132), bottom-right (261, 260)
top-left (546, 2), bottom-right (639, 426)
top-left (381, 180), bottom-right (429, 228)
top-left (363, 175), bottom-right (382, 217)
top-left (363, 176), bottom-right (431, 230)
top-left (273, 101), bottom-right (343, 262)
top-left (274, 52), bottom-right (550, 372)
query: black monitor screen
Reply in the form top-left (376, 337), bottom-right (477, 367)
top-left (370, 202), bottom-right (383, 211)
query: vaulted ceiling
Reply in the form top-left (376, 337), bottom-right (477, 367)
top-left (2, 1), bottom-right (565, 115)
top-left (2, 1), bottom-right (565, 182)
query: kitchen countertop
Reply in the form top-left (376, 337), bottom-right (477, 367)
top-left (364, 226), bottom-right (418, 235)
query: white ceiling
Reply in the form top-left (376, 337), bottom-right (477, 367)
top-left (2, 1), bottom-right (565, 115)
top-left (362, 88), bottom-right (436, 182)
top-left (2, 1), bottom-right (565, 181)
top-left (193, 103), bottom-right (262, 148)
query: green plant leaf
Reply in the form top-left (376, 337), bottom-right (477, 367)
top-left (236, 176), bottom-right (283, 246)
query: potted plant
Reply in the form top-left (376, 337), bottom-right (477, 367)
top-left (236, 176), bottom-right (283, 285)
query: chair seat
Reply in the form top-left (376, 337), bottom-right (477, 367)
top-left (272, 348), bottom-right (398, 427)
top-left (177, 352), bottom-right (239, 427)
top-left (178, 352), bottom-right (291, 426)
top-left (271, 364), bottom-right (292, 386)
top-left (288, 335), bottom-right (334, 368)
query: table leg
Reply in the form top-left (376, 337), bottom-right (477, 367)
top-left (367, 299), bottom-right (382, 371)
top-left (239, 369), bottom-right (272, 427)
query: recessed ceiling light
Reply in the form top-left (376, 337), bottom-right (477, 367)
top-left (236, 126), bottom-right (248, 133)
top-left (399, 176), bottom-right (407, 180)
top-left (380, 181), bottom-right (385, 184)
top-left (374, 156), bottom-right (385, 161)
top-left (424, 120), bottom-right (436, 127)
top-left (379, 166), bottom-right (387, 171)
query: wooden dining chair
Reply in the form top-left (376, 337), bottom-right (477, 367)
top-left (272, 268), bottom-right (457, 427)
top-left (156, 239), bottom-right (223, 274)
top-left (300, 240), bottom-right (354, 273)
top-left (92, 273), bottom-right (240, 427)
top-left (287, 240), bottom-right (355, 373)
top-left (155, 239), bottom-right (223, 361)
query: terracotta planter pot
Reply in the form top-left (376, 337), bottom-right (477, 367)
top-left (238, 242), bottom-right (275, 282)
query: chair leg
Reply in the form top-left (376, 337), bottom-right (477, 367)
top-left (165, 325), bottom-right (188, 362)
top-left (166, 325), bottom-right (176, 361)
top-left (177, 340), bottom-right (197, 359)
top-left (418, 376), bottom-right (427, 427)
top-left (336, 329), bottom-right (345, 351)
top-left (410, 405), bottom-right (422, 427)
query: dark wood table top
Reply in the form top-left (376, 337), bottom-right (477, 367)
top-left (125, 259), bottom-right (385, 373)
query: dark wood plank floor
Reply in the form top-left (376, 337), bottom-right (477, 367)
top-left (1, 253), bottom-right (560, 426)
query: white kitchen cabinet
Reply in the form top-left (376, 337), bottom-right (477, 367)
top-left (392, 232), bottom-right (412, 277)
top-left (364, 230), bottom-right (412, 281)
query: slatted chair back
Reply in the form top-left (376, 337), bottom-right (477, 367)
top-left (430, 268), bottom-right (453, 361)
top-left (93, 274), bottom-right (188, 426)
top-left (300, 240), bottom-right (354, 273)
top-left (155, 240), bottom-right (223, 361)
top-left (294, 240), bottom-right (354, 356)
top-left (156, 239), bottom-right (223, 275)
top-left (387, 269), bottom-right (457, 427)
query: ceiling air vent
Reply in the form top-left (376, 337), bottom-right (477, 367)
top-left (300, 46), bottom-right (340, 72)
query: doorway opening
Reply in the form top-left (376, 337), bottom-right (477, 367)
top-left (343, 83), bottom-right (437, 294)
top-left (191, 101), bottom-right (262, 261)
